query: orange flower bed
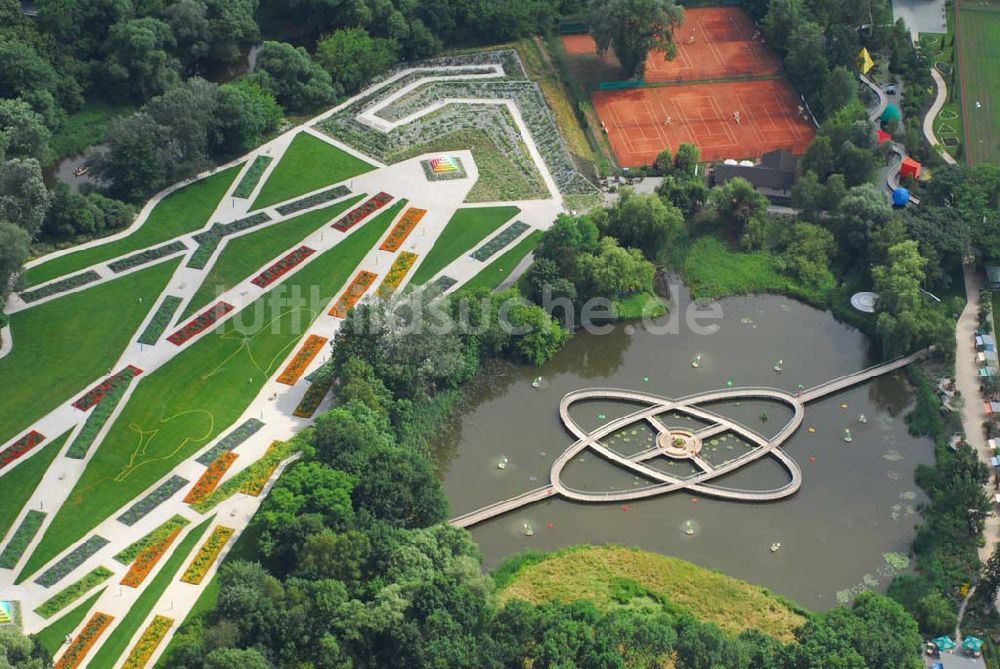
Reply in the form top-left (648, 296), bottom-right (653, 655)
top-left (184, 452), bottom-right (238, 504)
top-left (55, 611), bottom-right (114, 669)
top-left (380, 207), bottom-right (426, 252)
top-left (181, 525), bottom-right (234, 584)
top-left (121, 528), bottom-right (182, 588)
top-left (377, 252), bottom-right (419, 298)
top-left (123, 615), bottom-right (173, 669)
top-left (277, 335), bottom-right (328, 385)
top-left (329, 271), bottom-right (377, 318)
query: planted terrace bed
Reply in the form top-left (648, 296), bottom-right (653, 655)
top-left (166, 302), bottom-right (234, 346)
top-left (122, 615), bottom-right (173, 669)
top-left (117, 475), bottom-right (188, 526)
top-left (55, 611), bottom-right (114, 669)
top-left (192, 440), bottom-right (296, 512)
top-left (471, 221), bottom-right (530, 261)
top-left (67, 371), bottom-right (139, 459)
top-left (232, 155), bottom-right (273, 199)
top-left (114, 515), bottom-right (190, 564)
top-left (34, 566), bottom-right (114, 619)
top-left (329, 271), bottom-right (377, 318)
top-left (19, 270), bottom-right (101, 304)
top-left (331, 192), bottom-right (393, 232)
top-left (380, 207), bottom-right (425, 251)
top-left (0, 510), bottom-right (47, 568)
top-left (107, 241), bottom-right (187, 273)
top-left (0, 430), bottom-right (46, 468)
top-left (196, 419), bottom-right (264, 466)
top-left (34, 535), bottom-right (110, 587)
top-left (274, 185), bottom-right (350, 216)
top-left (277, 335), bottom-right (328, 385)
top-left (180, 525), bottom-right (234, 584)
top-left (187, 212), bottom-right (272, 269)
top-left (377, 252), bottom-right (418, 297)
top-left (250, 246), bottom-right (315, 288)
top-left (184, 452), bottom-right (238, 504)
top-left (72, 366), bottom-right (143, 411)
top-left (120, 527), bottom-right (182, 588)
top-left (137, 296), bottom-right (183, 345)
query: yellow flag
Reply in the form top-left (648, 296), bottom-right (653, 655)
top-left (858, 47), bottom-right (875, 74)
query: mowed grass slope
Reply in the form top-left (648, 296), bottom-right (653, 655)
top-left (410, 206), bottom-right (520, 284)
top-left (22, 202), bottom-right (403, 577)
top-left (251, 133), bottom-right (375, 210)
top-left (498, 545), bottom-right (806, 643)
top-left (26, 165), bottom-right (241, 286)
top-left (0, 432), bottom-right (69, 540)
top-left (0, 260), bottom-right (181, 448)
top-left (957, 0), bottom-right (1000, 164)
top-left (180, 194), bottom-right (366, 318)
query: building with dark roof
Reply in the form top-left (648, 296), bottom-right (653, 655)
top-left (711, 149), bottom-right (799, 198)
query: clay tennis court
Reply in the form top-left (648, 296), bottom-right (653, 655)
top-left (562, 6), bottom-right (781, 83)
top-left (593, 80), bottom-right (815, 166)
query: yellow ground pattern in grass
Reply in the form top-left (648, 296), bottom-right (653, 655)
top-left (497, 546), bottom-right (805, 643)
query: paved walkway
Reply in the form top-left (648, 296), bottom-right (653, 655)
top-left (926, 68), bottom-right (960, 166)
top-left (954, 265), bottom-right (1000, 563)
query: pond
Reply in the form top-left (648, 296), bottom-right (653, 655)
top-left (434, 286), bottom-right (932, 609)
top-left (42, 144), bottom-right (108, 194)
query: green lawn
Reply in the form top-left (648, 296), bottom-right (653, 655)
top-left (180, 194), bottom-right (366, 319)
top-left (957, 0), bottom-right (1000, 164)
top-left (26, 165), bottom-right (241, 286)
top-left (87, 517), bottom-right (212, 669)
top-left (33, 589), bottom-right (105, 659)
top-left (410, 206), bottom-right (521, 285)
top-left (250, 133), bottom-right (375, 210)
top-left (458, 230), bottom-right (541, 294)
top-left (0, 432), bottom-right (68, 540)
top-left (47, 100), bottom-right (135, 163)
top-left (0, 260), bottom-right (180, 447)
top-left (22, 203), bottom-right (402, 578)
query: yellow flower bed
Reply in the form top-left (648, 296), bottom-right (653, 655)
top-left (180, 525), bottom-right (234, 585)
top-left (122, 615), bottom-right (173, 669)
top-left (377, 252), bottom-right (419, 298)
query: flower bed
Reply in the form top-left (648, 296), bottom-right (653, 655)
top-left (233, 155), bottom-right (273, 199)
top-left (20, 270), bottom-right (101, 304)
top-left (331, 192), bottom-right (393, 232)
top-left (121, 528), bottom-right (182, 588)
top-left (377, 252), bottom-right (419, 298)
top-left (34, 566), bottom-right (114, 619)
top-left (433, 275), bottom-right (458, 292)
top-left (0, 510), bottom-right (46, 568)
top-left (471, 221), bottom-right (529, 261)
top-left (123, 615), bottom-right (173, 669)
top-left (137, 296), bottom-right (183, 346)
top-left (250, 246), bottom-right (316, 288)
top-left (67, 373), bottom-right (138, 459)
top-left (275, 185), bottom-right (351, 216)
top-left (166, 301), bottom-right (234, 346)
top-left (55, 611), bottom-right (114, 669)
top-left (117, 475), bottom-right (189, 526)
top-left (380, 207), bottom-right (426, 251)
top-left (293, 378), bottom-right (334, 418)
top-left (183, 452), bottom-right (238, 504)
top-left (421, 156), bottom-right (467, 181)
top-left (196, 418), bottom-right (264, 465)
top-left (192, 440), bottom-right (297, 512)
top-left (277, 335), bottom-right (328, 385)
top-left (108, 241), bottom-right (187, 273)
top-left (72, 366), bottom-right (143, 410)
top-left (35, 535), bottom-right (110, 588)
top-left (330, 271), bottom-right (377, 318)
top-left (0, 430), bottom-right (45, 468)
top-left (114, 515), bottom-right (190, 564)
top-left (187, 212), bottom-right (272, 269)
top-left (180, 525), bottom-right (234, 584)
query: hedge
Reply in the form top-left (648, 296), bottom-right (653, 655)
top-left (34, 566), bottom-right (114, 619)
top-left (232, 155), bottom-right (273, 199)
top-left (195, 418), bottom-right (264, 465)
top-left (20, 271), bottom-right (101, 304)
top-left (113, 515), bottom-right (189, 565)
top-left (137, 296), bottom-right (183, 346)
top-left (0, 510), bottom-right (46, 568)
top-left (107, 241), bottom-right (187, 273)
top-left (116, 476), bottom-right (189, 526)
top-left (34, 535), bottom-right (110, 588)
top-left (471, 221), bottom-right (529, 261)
top-left (275, 185), bottom-right (350, 216)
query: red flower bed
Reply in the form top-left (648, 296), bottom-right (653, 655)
top-left (121, 528), bottom-right (181, 588)
top-left (0, 430), bottom-right (46, 468)
top-left (277, 335), bottom-right (328, 385)
top-left (331, 192), bottom-right (393, 232)
top-left (250, 246), bottom-right (316, 288)
top-left (380, 208), bottom-right (426, 252)
top-left (167, 302), bottom-right (234, 346)
top-left (72, 365), bottom-right (143, 410)
top-left (184, 452), bottom-right (238, 504)
top-left (329, 271), bottom-right (377, 318)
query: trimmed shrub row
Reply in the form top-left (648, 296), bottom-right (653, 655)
top-left (233, 155), bottom-right (273, 199)
top-left (34, 566), bottom-right (114, 619)
top-left (0, 511), bottom-right (47, 569)
top-left (187, 212), bottom-right (272, 269)
top-left (137, 296), bottom-right (183, 346)
top-left (35, 535), bottom-right (110, 588)
top-left (196, 418), bottom-right (265, 466)
top-left (471, 221), bottom-right (529, 261)
top-left (117, 476), bottom-right (189, 526)
top-left (274, 185), bottom-right (350, 216)
top-left (192, 440), bottom-right (297, 513)
top-left (107, 241), bottom-right (187, 273)
top-left (114, 515), bottom-right (190, 565)
top-left (20, 271), bottom-right (101, 304)
top-left (66, 374), bottom-right (137, 459)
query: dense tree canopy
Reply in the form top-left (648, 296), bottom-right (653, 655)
top-left (590, 0), bottom-right (684, 78)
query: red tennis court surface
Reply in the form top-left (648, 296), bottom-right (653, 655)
top-left (562, 6), bottom-right (781, 83)
top-left (593, 80), bottom-right (816, 167)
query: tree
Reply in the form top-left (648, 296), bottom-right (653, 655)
top-left (779, 222), bottom-right (834, 288)
top-left (0, 40), bottom-right (63, 125)
top-left (822, 66), bottom-right (858, 117)
top-left (0, 158), bottom-right (48, 237)
top-left (93, 112), bottom-right (173, 201)
top-left (204, 0), bottom-right (260, 65)
top-left (0, 99), bottom-right (50, 162)
top-left (762, 0), bottom-right (804, 52)
top-left (800, 135), bottom-right (834, 180)
top-left (590, 0), bottom-right (684, 79)
top-left (144, 76), bottom-right (220, 176)
top-left (834, 183), bottom-right (893, 254)
top-left (576, 236), bottom-right (655, 298)
top-left (0, 221), bottom-right (30, 295)
top-left (790, 169), bottom-right (825, 219)
top-left (655, 174), bottom-right (708, 218)
top-left (204, 646), bottom-right (275, 669)
top-left (784, 22), bottom-right (829, 102)
top-left (707, 177), bottom-right (768, 239)
top-left (673, 143), bottom-right (700, 177)
top-left (43, 184), bottom-right (135, 238)
top-left (162, 0), bottom-right (212, 69)
top-left (248, 41), bottom-right (340, 114)
top-left (598, 188), bottom-right (684, 259)
top-left (0, 625), bottom-right (48, 669)
top-left (654, 148), bottom-right (672, 174)
top-left (103, 18), bottom-right (182, 101)
top-left (316, 27), bottom-right (400, 94)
